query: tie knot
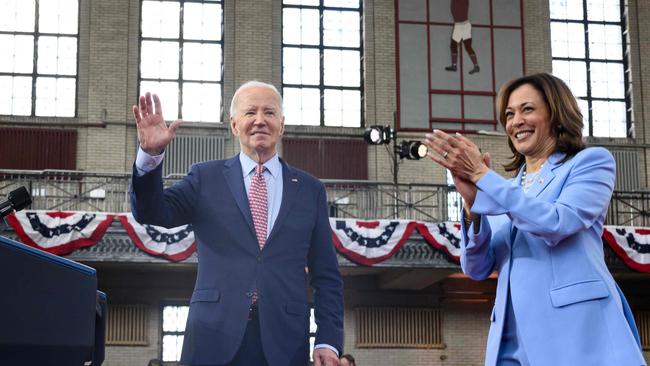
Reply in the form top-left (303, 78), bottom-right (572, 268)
top-left (255, 164), bottom-right (265, 177)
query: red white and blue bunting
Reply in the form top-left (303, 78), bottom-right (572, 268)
top-left (5, 211), bottom-right (650, 272)
top-left (329, 219), bottom-right (462, 265)
top-left (6, 211), bottom-right (114, 255)
top-left (416, 221), bottom-right (462, 261)
top-left (119, 214), bottom-right (196, 262)
top-left (603, 226), bottom-right (650, 272)
top-left (330, 219), bottom-right (419, 265)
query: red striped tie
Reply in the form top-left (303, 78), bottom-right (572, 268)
top-left (249, 164), bottom-right (268, 249)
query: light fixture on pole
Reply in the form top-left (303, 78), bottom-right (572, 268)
top-left (362, 116), bottom-right (429, 217)
top-left (397, 140), bottom-right (428, 160)
top-left (363, 125), bottom-right (393, 145)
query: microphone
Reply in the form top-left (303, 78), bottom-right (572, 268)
top-left (0, 187), bottom-right (32, 218)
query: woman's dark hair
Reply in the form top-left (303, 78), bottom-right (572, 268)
top-left (496, 72), bottom-right (585, 172)
top-left (341, 354), bottom-right (356, 366)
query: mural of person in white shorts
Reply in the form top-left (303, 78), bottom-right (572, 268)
top-left (445, 0), bottom-right (480, 74)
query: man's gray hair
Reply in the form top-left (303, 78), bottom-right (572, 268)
top-left (229, 81), bottom-right (284, 117)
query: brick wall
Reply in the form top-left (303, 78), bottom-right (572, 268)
top-left (342, 306), bottom-right (490, 366)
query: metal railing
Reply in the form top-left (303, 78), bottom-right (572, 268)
top-left (1, 169), bottom-right (648, 225)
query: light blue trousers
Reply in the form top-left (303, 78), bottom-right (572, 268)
top-left (497, 290), bottom-right (531, 366)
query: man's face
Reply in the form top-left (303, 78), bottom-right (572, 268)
top-left (230, 86), bottom-right (285, 160)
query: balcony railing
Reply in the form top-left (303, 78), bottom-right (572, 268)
top-left (1, 169), bottom-right (648, 225)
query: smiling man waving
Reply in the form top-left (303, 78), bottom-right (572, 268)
top-left (130, 81), bottom-right (344, 366)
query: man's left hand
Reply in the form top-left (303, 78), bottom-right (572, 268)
top-left (313, 348), bottom-right (340, 366)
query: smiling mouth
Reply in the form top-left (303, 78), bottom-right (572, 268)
top-left (514, 131), bottom-right (534, 140)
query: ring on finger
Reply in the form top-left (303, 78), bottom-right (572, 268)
top-left (442, 151), bottom-right (449, 159)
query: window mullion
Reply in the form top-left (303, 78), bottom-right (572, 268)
top-left (319, 0), bottom-right (325, 127)
top-left (582, 0), bottom-right (593, 136)
top-left (31, 0), bottom-right (40, 116)
top-left (179, 0), bottom-right (185, 120)
top-left (621, 1), bottom-right (632, 135)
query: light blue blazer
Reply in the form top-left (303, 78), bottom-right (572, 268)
top-left (462, 147), bottom-right (645, 366)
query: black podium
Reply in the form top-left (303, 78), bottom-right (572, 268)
top-left (0, 236), bottom-right (105, 365)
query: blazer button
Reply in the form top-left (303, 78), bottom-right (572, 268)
top-left (257, 256), bottom-right (262, 263)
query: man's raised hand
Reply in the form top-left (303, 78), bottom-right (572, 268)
top-left (132, 92), bottom-right (182, 155)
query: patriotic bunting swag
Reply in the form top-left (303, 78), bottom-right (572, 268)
top-left (330, 219), bottom-right (419, 265)
top-left (119, 214), bottom-right (196, 262)
top-left (6, 211), bottom-right (114, 255)
top-left (4, 211), bottom-right (650, 272)
top-left (603, 226), bottom-right (650, 272)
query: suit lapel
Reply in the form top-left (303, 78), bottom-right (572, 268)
top-left (267, 158), bottom-right (300, 243)
top-left (526, 152), bottom-right (563, 198)
top-left (223, 155), bottom-right (256, 236)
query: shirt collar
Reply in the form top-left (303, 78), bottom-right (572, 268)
top-left (239, 152), bottom-right (281, 179)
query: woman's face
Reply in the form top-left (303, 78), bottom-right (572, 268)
top-left (504, 83), bottom-right (556, 159)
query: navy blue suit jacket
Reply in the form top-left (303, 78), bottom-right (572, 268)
top-left (130, 154), bottom-right (344, 366)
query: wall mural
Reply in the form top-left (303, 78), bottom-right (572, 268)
top-left (445, 0), bottom-right (480, 74)
top-left (396, 0), bottom-right (525, 132)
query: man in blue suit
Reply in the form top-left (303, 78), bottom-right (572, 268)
top-left (130, 81), bottom-right (344, 366)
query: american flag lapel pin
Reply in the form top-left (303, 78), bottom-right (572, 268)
top-left (291, 178), bottom-right (298, 183)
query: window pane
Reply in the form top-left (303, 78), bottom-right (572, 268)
top-left (324, 49), bottom-right (360, 87)
top-left (140, 41), bottom-right (179, 79)
top-left (39, 0), bottom-right (78, 34)
top-left (0, 34), bottom-right (34, 73)
top-left (550, 22), bottom-right (584, 58)
top-left (0, 0), bottom-right (35, 32)
top-left (182, 82), bottom-right (221, 122)
top-left (284, 0), bottom-right (319, 5)
top-left (34, 77), bottom-right (56, 116)
top-left (592, 101), bottom-right (626, 137)
top-left (588, 24), bottom-right (622, 60)
top-left (309, 336), bottom-right (316, 362)
top-left (283, 47), bottom-right (320, 85)
top-left (590, 62), bottom-right (624, 98)
top-left (38, 36), bottom-right (77, 75)
top-left (323, 10), bottom-right (360, 47)
top-left (162, 335), bottom-right (184, 362)
top-left (140, 80), bottom-right (179, 119)
top-left (141, 1), bottom-right (180, 38)
top-left (283, 87), bottom-right (320, 125)
top-left (183, 43), bottom-right (221, 81)
top-left (309, 308), bottom-right (317, 333)
top-left (587, 0), bottom-right (621, 22)
top-left (35, 77), bottom-right (75, 117)
top-left (324, 89), bottom-right (360, 127)
top-left (552, 60), bottom-right (587, 97)
top-left (0, 76), bottom-right (32, 115)
top-left (324, 0), bottom-right (360, 8)
top-left (282, 8), bottom-right (319, 46)
top-left (183, 2), bottom-right (222, 41)
top-left (549, 0), bottom-right (583, 20)
top-left (163, 305), bottom-right (189, 332)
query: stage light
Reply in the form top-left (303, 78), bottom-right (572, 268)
top-left (363, 125), bottom-right (393, 145)
top-left (398, 140), bottom-right (428, 160)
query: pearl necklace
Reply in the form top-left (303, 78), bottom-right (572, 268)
top-left (521, 164), bottom-right (544, 193)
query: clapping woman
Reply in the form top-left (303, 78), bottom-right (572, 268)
top-left (424, 73), bottom-right (645, 366)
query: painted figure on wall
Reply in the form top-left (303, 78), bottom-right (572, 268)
top-left (445, 0), bottom-right (480, 74)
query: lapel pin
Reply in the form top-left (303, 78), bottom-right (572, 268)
top-left (291, 178), bottom-right (298, 182)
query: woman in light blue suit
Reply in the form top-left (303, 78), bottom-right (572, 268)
top-left (425, 73), bottom-right (645, 366)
